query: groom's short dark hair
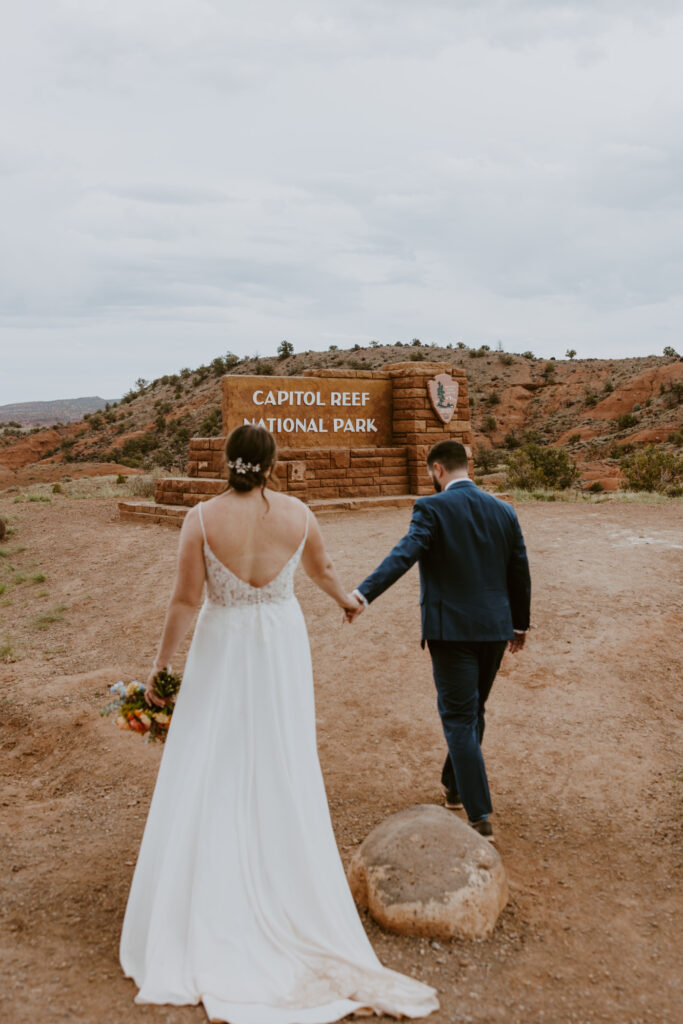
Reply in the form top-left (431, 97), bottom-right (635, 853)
top-left (427, 440), bottom-right (468, 471)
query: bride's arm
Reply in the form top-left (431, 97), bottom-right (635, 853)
top-left (301, 512), bottom-right (359, 614)
top-left (145, 507), bottom-right (206, 705)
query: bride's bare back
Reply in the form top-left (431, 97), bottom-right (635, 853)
top-left (148, 430), bottom-right (360, 684)
top-left (199, 489), bottom-right (308, 588)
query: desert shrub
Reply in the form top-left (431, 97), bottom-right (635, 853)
top-left (0, 518), bottom-right (6, 542)
top-left (52, 483), bottom-right (62, 494)
top-left (410, 351), bottom-right (425, 361)
top-left (456, 341), bottom-right (467, 350)
top-left (255, 361), bottom-right (274, 376)
top-left (277, 340), bottom-right (294, 359)
top-left (588, 481), bottom-right (604, 493)
top-left (619, 446), bottom-right (682, 494)
top-left (225, 352), bottom-right (240, 370)
top-left (200, 408), bottom-right (222, 437)
top-left (615, 412), bottom-right (638, 430)
top-left (567, 433), bottom-right (581, 445)
top-left (505, 442), bottom-right (579, 490)
top-left (603, 379), bottom-right (614, 393)
top-left (584, 388), bottom-right (597, 407)
top-left (116, 473), bottom-right (126, 484)
top-left (328, 344), bottom-right (338, 351)
top-left (126, 472), bottom-right (163, 498)
top-left (369, 340), bottom-right (380, 348)
top-left (498, 352), bottom-right (514, 365)
top-left (486, 391), bottom-right (500, 406)
top-left (663, 346), bottom-right (679, 358)
top-left (521, 351), bottom-right (535, 359)
top-left (542, 362), bottom-right (556, 380)
top-left (565, 349), bottom-right (577, 360)
top-left (411, 338), bottom-right (422, 347)
top-left (483, 415), bottom-right (497, 432)
top-left (503, 432), bottom-right (521, 449)
top-left (667, 428), bottom-right (683, 446)
top-left (667, 380), bottom-right (683, 406)
top-left (474, 446), bottom-right (502, 473)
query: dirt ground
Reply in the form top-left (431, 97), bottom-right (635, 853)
top-left (0, 492), bottom-right (681, 1024)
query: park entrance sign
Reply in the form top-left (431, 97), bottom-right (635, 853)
top-left (119, 361), bottom-right (473, 524)
top-left (222, 375), bottom-right (393, 447)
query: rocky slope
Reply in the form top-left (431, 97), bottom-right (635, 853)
top-left (1, 345), bottom-right (681, 490)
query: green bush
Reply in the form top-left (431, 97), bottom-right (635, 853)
top-left (277, 340), bottom-right (294, 359)
top-left (615, 412), bottom-right (638, 430)
top-left (409, 351), bottom-right (425, 361)
top-left (505, 442), bottom-right (579, 490)
top-left (588, 481), bottom-right (604, 493)
top-left (663, 346), bottom-right (679, 358)
top-left (484, 415), bottom-right (497, 432)
top-left (200, 408), bottom-right (222, 437)
top-left (619, 446), bottom-right (682, 494)
top-left (474, 446), bottom-right (500, 473)
top-left (498, 352), bottom-right (514, 366)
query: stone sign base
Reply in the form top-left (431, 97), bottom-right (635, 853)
top-left (118, 362), bottom-right (472, 526)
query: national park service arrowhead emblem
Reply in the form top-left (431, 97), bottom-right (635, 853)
top-left (428, 373), bottom-right (459, 424)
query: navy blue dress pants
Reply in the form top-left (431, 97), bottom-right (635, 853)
top-left (427, 639), bottom-right (507, 824)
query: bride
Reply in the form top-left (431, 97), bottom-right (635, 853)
top-left (119, 425), bottom-right (439, 1023)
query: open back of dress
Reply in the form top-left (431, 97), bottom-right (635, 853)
top-left (119, 503), bottom-right (439, 1023)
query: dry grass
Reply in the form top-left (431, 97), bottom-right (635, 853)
top-left (4, 471), bottom-right (165, 503)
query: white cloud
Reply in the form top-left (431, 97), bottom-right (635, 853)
top-left (1, 1), bottom-right (682, 402)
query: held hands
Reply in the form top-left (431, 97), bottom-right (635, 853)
top-left (341, 592), bottom-right (364, 625)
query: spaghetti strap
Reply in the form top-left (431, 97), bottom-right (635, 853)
top-left (197, 501), bottom-right (207, 543)
top-left (302, 505), bottom-right (311, 546)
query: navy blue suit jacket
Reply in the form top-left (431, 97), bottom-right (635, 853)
top-left (357, 480), bottom-right (531, 644)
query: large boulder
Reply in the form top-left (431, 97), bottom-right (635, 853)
top-left (347, 804), bottom-right (508, 940)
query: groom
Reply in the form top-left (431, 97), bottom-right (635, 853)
top-left (349, 440), bottom-right (531, 842)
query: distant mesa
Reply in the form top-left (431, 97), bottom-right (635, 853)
top-left (0, 397), bottom-right (117, 428)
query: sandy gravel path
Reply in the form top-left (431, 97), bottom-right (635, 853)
top-left (0, 494), bottom-right (681, 1023)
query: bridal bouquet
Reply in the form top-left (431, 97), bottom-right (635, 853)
top-left (101, 669), bottom-right (182, 743)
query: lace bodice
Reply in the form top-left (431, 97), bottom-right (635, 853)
top-left (198, 503), bottom-right (308, 608)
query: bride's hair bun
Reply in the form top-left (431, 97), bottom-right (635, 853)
top-left (224, 425), bottom-right (277, 494)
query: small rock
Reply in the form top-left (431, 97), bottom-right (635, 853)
top-left (347, 804), bottom-right (508, 940)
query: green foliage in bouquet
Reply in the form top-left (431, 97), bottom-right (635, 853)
top-left (101, 670), bottom-right (182, 742)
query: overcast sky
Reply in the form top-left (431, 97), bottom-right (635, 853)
top-left (1, 1), bottom-right (682, 404)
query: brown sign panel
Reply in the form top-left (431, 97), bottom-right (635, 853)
top-left (221, 375), bottom-right (393, 448)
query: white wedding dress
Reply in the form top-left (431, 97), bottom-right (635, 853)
top-left (120, 504), bottom-right (439, 1023)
